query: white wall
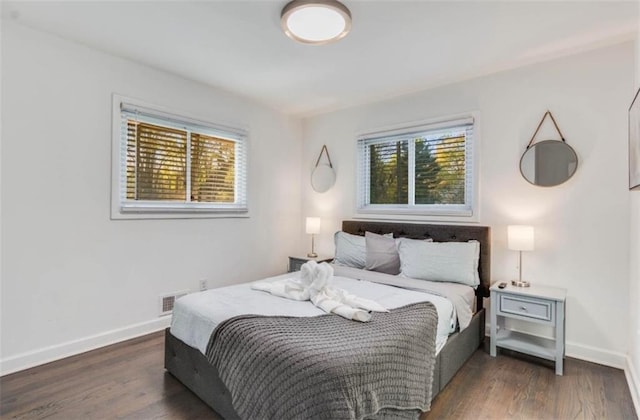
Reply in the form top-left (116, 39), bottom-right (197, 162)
top-left (302, 43), bottom-right (633, 367)
top-left (627, 25), bottom-right (640, 413)
top-left (0, 22), bottom-right (303, 374)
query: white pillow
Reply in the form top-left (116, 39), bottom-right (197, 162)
top-left (334, 231), bottom-right (392, 269)
top-left (397, 239), bottom-right (480, 286)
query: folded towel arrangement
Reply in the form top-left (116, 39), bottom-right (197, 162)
top-left (251, 261), bottom-right (388, 322)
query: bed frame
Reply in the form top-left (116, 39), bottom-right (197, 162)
top-left (165, 221), bottom-right (491, 419)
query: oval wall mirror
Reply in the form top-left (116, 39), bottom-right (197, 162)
top-left (311, 145), bottom-right (336, 193)
top-left (311, 164), bottom-right (336, 193)
top-left (520, 140), bottom-right (578, 187)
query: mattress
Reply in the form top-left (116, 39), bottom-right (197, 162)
top-left (170, 267), bottom-right (475, 356)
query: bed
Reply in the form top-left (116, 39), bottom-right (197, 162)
top-left (164, 220), bottom-right (491, 419)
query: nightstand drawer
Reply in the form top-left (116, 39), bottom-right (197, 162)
top-left (499, 295), bottom-right (553, 322)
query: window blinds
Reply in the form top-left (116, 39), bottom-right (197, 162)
top-left (126, 121), bottom-right (187, 201)
top-left (357, 117), bottom-right (474, 216)
top-left (119, 103), bottom-right (248, 213)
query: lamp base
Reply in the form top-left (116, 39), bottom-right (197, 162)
top-left (307, 252), bottom-right (318, 258)
top-left (511, 280), bottom-right (531, 287)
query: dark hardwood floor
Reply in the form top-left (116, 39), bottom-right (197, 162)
top-left (1, 331), bottom-right (636, 419)
top-left (424, 346), bottom-right (636, 420)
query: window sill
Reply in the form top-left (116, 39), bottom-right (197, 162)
top-left (355, 206), bottom-right (478, 223)
top-left (111, 211), bottom-right (250, 220)
top-left (111, 203), bottom-right (249, 220)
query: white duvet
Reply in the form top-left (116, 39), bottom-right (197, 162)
top-left (170, 270), bottom-right (467, 356)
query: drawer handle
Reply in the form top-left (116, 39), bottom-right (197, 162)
top-left (519, 306), bottom-right (528, 311)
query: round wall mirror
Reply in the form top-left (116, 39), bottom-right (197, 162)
top-left (311, 164), bottom-right (336, 193)
top-left (520, 140), bottom-right (578, 187)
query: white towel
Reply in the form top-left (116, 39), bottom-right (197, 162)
top-left (252, 262), bottom-right (388, 322)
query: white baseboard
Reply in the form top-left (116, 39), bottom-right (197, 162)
top-left (565, 341), bottom-right (627, 369)
top-left (484, 322), bottom-right (627, 369)
top-left (626, 357), bottom-right (640, 417)
top-left (2, 317), bottom-right (633, 381)
top-left (0, 316), bottom-right (171, 376)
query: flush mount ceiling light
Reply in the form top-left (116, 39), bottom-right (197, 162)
top-left (281, 0), bottom-right (352, 45)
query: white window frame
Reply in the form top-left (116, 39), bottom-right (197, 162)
top-left (356, 112), bottom-right (480, 222)
top-left (110, 94), bottom-right (249, 220)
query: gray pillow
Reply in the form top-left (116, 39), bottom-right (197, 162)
top-left (365, 232), bottom-right (400, 275)
top-left (334, 231), bottom-right (393, 269)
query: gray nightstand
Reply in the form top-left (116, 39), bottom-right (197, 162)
top-left (288, 255), bottom-right (333, 272)
top-left (490, 282), bottom-right (567, 375)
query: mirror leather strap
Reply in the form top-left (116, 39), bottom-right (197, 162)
top-left (314, 144), bottom-right (334, 168)
top-left (526, 111), bottom-right (566, 149)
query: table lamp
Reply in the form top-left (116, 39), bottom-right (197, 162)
top-left (507, 225), bottom-right (534, 287)
top-left (306, 217), bottom-right (321, 258)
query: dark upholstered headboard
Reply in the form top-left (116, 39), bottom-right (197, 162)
top-left (341, 220), bottom-right (491, 311)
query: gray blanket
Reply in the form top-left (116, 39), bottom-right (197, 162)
top-left (205, 301), bottom-right (438, 420)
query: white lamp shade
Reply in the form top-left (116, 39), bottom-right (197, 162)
top-left (507, 225), bottom-right (535, 251)
top-left (306, 217), bottom-right (321, 234)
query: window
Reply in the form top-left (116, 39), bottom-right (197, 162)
top-left (112, 98), bottom-right (248, 218)
top-left (357, 116), bottom-right (476, 217)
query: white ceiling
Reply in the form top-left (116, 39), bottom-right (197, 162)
top-left (2, 1), bottom-right (638, 117)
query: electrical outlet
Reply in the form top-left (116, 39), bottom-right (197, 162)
top-left (199, 279), bottom-right (207, 291)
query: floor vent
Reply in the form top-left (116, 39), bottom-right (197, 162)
top-left (159, 291), bottom-right (188, 316)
